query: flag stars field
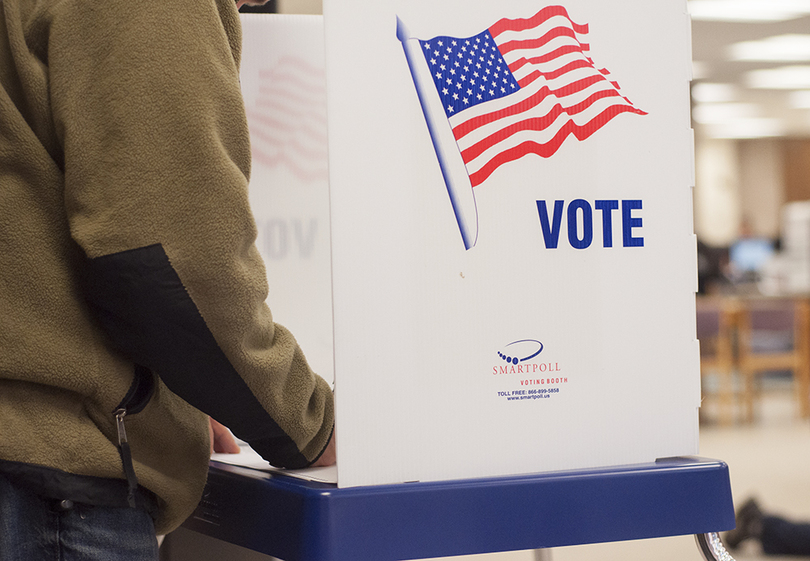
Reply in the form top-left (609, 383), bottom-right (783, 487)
top-left (424, 31), bottom-right (521, 118)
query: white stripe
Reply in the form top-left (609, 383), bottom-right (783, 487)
top-left (500, 33), bottom-right (585, 62)
top-left (492, 15), bottom-right (589, 47)
top-left (462, 93), bottom-right (634, 176)
top-left (259, 87), bottom-right (326, 110)
top-left (249, 140), bottom-right (328, 166)
top-left (249, 121), bottom-right (327, 149)
top-left (449, 64), bottom-right (619, 136)
top-left (505, 55), bottom-right (606, 98)
top-left (503, 45), bottom-right (592, 75)
top-left (543, 65), bottom-right (615, 90)
top-left (506, 49), bottom-right (590, 72)
top-left (250, 105), bottom-right (326, 137)
top-left (456, 95), bottom-right (562, 151)
top-left (449, 76), bottom-right (551, 129)
top-left (456, 89), bottom-right (634, 156)
top-left (463, 111), bottom-right (572, 175)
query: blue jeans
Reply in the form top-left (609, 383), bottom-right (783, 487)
top-left (0, 473), bottom-right (159, 561)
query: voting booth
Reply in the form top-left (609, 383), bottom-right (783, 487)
top-left (325, 0), bottom-right (698, 489)
top-left (181, 2), bottom-right (737, 560)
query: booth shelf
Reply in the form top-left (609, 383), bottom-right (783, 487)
top-left (182, 456), bottom-right (736, 561)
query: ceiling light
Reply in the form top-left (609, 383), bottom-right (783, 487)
top-left (703, 118), bottom-right (785, 139)
top-left (747, 65), bottom-right (810, 89)
top-left (691, 82), bottom-right (738, 103)
top-left (730, 34), bottom-right (810, 61)
top-left (688, 0), bottom-right (810, 22)
top-left (789, 90), bottom-right (810, 107)
top-left (692, 103), bottom-right (759, 125)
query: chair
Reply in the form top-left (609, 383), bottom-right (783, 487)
top-left (737, 297), bottom-right (810, 422)
top-left (696, 297), bottom-right (738, 425)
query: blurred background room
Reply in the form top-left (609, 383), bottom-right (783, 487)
top-left (688, 3), bottom-right (810, 559)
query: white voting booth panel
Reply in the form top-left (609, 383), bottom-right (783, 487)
top-left (324, 0), bottom-right (698, 488)
top-left (239, 15), bottom-right (334, 386)
top-left (240, 2), bottom-right (699, 489)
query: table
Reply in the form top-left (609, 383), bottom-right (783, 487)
top-left (181, 456), bottom-right (736, 561)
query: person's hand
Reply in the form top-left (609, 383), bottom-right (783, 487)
top-left (209, 418), bottom-right (241, 454)
top-left (311, 429), bottom-right (336, 467)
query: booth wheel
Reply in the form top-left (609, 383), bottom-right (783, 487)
top-left (696, 533), bottom-right (736, 561)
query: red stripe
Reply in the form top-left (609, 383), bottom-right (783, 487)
top-left (259, 72), bottom-right (321, 93)
top-left (454, 74), bottom-right (613, 140)
top-left (248, 126), bottom-right (328, 161)
top-left (507, 51), bottom-right (592, 77)
top-left (245, 109), bottom-right (328, 144)
top-left (252, 96), bottom-right (328, 126)
top-left (256, 79), bottom-right (324, 96)
top-left (538, 59), bottom-right (594, 81)
top-left (497, 25), bottom-right (579, 56)
top-left (258, 57), bottom-right (324, 81)
top-left (467, 105), bottom-right (645, 187)
top-left (489, 6), bottom-right (588, 39)
top-left (467, 92), bottom-right (645, 162)
top-left (258, 80), bottom-right (324, 97)
top-left (508, 57), bottom-right (531, 74)
top-left (566, 89), bottom-right (636, 115)
top-left (522, 44), bottom-right (587, 65)
top-left (553, 75), bottom-right (608, 97)
top-left (251, 147), bottom-right (329, 182)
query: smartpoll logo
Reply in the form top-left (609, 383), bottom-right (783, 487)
top-left (397, 6), bottom-right (647, 250)
top-left (497, 339), bottom-right (544, 365)
top-left (493, 339), bottom-right (562, 376)
top-left (493, 339), bottom-right (564, 406)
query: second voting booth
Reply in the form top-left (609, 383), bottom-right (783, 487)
top-left (188, 1), bottom-right (736, 559)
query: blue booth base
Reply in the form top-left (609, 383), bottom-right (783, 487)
top-left (182, 456), bottom-right (736, 561)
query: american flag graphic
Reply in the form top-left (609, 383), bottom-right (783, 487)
top-left (245, 56), bottom-right (329, 182)
top-left (420, 6), bottom-right (646, 188)
top-left (398, 7), bottom-right (646, 248)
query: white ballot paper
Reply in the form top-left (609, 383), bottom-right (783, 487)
top-left (212, 448), bottom-right (338, 484)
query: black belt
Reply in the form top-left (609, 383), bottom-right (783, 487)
top-left (0, 458), bottom-right (159, 521)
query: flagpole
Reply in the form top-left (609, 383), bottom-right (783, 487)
top-left (396, 16), bottom-right (479, 250)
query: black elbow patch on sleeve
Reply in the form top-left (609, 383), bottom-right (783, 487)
top-left (82, 243), bottom-right (310, 469)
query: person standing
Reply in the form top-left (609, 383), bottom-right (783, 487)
top-left (0, 0), bottom-right (334, 558)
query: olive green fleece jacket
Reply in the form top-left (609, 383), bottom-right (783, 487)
top-left (0, 0), bottom-right (334, 533)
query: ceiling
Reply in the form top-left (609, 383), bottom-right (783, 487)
top-left (689, 0), bottom-right (810, 139)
